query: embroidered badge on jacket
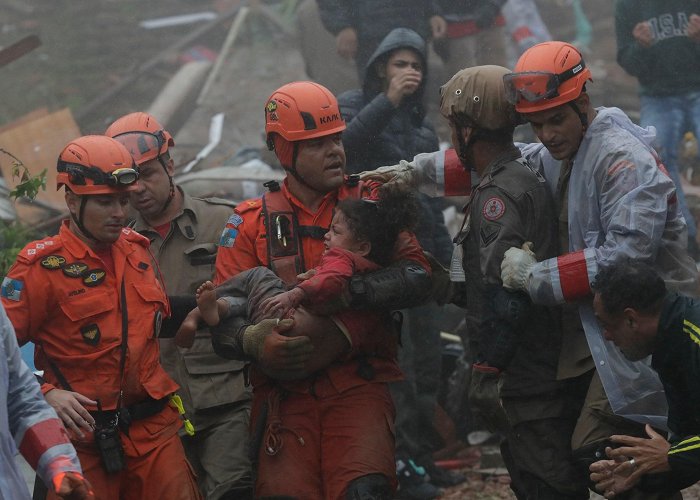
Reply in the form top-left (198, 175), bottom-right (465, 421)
top-left (482, 197), bottom-right (506, 221)
top-left (62, 262), bottom-right (89, 278)
top-left (80, 324), bottom-right (101, 346)
top-left (83, 269), bottom-right (106, 287)
top-left (41, 255), bottom-right (66, 270)
top-left (1, 277), bottom-right (23, 301)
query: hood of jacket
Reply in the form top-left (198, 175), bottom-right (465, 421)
top-left (363, 28), bottom-right (428, 105)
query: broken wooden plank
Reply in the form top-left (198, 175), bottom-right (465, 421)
top-left (75, 6), bottom-right (243, 122)
top-left (196, 6), bottom-right (250, 105)
top-left (0, 35), bottom-right (41, 68)
top-left (148, 61), bottom-right (212, 128)
top-left (0, 108), bottom-right (81, 223)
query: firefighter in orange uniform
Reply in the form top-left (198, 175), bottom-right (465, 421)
top-left (1, 135), bottom-right (200, 500)
top-left (212, 81), bottom-right (432, 500)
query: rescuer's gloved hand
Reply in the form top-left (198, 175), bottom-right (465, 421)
top-left (358, 161), bottom-right (416, 188)
top-left (242, 319), bottom-right (313, 378)
top-left (500, 242), bottom-right (536, 292)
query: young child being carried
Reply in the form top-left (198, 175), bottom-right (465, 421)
top-left (175, 184), bottom-right (418, 348)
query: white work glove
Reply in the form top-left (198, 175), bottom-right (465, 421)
top-left (358, 160), bottom-right (416, 187)
top-left (500, 242), bottom-right (536, 292)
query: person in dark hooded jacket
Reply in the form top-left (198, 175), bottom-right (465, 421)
top-left (317, 0), bottom-right (446, 81)
top-left (339, 27), bottom-right (439, 175)
top-left (338, 28), bottom-right (463, 500)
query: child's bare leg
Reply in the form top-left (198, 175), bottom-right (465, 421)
top-left (216, 298), bottom-right (230, 322)
top-left (196, 280), bottom-right (220, 326)
top-left (175, 308), bottom-right (201, 348)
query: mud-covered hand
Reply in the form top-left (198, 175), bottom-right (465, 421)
top-left (53, 472), bottom-right (94, 500)
top-left (259, 288), bottom-right (305, 318)
top-left (358, 161), bottom-right (416, 187)
top-left (500, 242), bottom-right (536, 292)
top-left (296, 269), bottom-right (317, 282)
top-left (242, 318), bottom-right (313, 376)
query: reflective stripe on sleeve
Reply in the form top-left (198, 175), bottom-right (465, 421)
top-left (669, 436), bottom-right (700, 455)
top-left (553, 248), bottom-right (598, 302)
top-left (443, 149), bottom-right (471, 197)
top-left (18, 418), bottom-right (71, 469)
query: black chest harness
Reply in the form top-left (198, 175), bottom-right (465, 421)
top-left (261, 176), bottom-right (361, 285)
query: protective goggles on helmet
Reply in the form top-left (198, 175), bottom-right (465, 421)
top-left (503, 61), bottom-right (586, 105)
top-left (110, 130), bottom-right (169, 164)
top-left (57, 161), bottom-right (140, 187)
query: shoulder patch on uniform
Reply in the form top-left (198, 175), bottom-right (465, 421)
top-left (17, 236), bottom-right (62, 263)
top-left (219, 227), bottom-right (238, 248)
top-left (219, 213), bottom-right (245, 248)
top-left (236, 198), bottom-right (262, 214)
top-left (480, 222), bottom-right (501, 246)
top-left (226, 214), bottom-right (244, 228)
top-left (482, 197), bottom-right (506, 221)
top-left (1, 277), bottom-right (23, 301)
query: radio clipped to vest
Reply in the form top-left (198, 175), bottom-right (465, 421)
top-left (261, 177), bottom-right (364, 285)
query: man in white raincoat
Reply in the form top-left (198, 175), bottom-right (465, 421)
top-left (500, 41), bottom-right (697, 499)
top-left (0, 302), bottom-right (92, 500)
top-left (363, 41), bottom-right (698, 499)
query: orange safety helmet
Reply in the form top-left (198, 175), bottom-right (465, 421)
top-left (503, 41), bottom-right (592, 114)
top-left (105, 112), bottom-right (174, 165)
top-left (57, 135), bottom-right (139, 195)
top-left (264, 81), bottom-right (346, 148)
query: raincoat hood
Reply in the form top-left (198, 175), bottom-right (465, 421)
top-left (363, 28), bottom-right (428, 102)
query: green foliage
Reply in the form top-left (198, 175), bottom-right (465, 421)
top-left (0, 221), bottom-right (36, 277)
top-left (0, 149), bottom-right (46, 277)
top-left (2, 148), bottom-right (47, 199)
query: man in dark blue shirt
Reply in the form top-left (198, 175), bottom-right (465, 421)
top-left (590, 259), bottom-right (698, 498)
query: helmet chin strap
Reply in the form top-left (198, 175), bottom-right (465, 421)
top-left (284, 142), bottom-right (328, 194)
top-left (568, 101), bottom-right (588, 130)
top-left (71, 196), bottom-right (99, 242)
top-left (157, 156), bottom-right (175, 213)
top-left (456, 124), bottom-right (481, 167)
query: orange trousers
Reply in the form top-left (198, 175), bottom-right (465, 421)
top-left (252, 380), bottom-right (396, 500)
top-left (48, 405), bottom-right (200, 500)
